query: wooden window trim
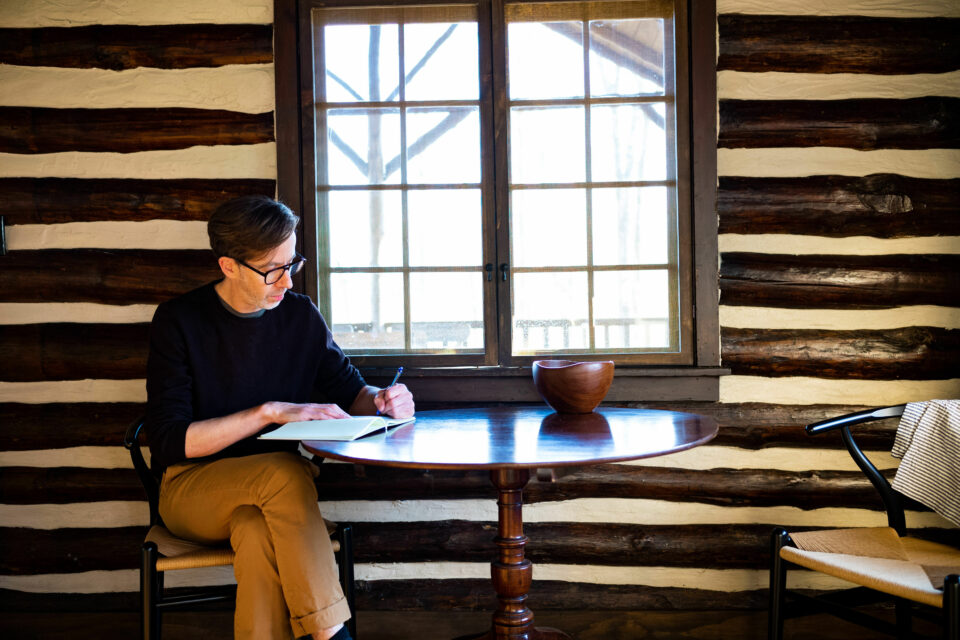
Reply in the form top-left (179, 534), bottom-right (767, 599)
top-left (273, 0), bottom-right (724, 402)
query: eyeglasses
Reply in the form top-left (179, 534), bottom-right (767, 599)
top-left (237, 254), bottom-right (307, 285)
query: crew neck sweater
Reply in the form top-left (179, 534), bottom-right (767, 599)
top-left (144, 281), bottom-right (366, 472)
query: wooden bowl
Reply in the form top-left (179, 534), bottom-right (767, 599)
top-left (532, 360), bottom-right (615, 413)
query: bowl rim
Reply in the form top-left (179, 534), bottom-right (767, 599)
top-left (532, 359), bottom-right (615, 370)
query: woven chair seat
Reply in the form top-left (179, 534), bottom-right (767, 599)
top-left (781, 527), bottom-right (960, 609)
top-left (146, 518), bottom-right (341, 573)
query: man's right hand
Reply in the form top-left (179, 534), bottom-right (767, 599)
top-left (264, 401), bottom-right (351, 424)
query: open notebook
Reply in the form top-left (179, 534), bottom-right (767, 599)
top-left (258, 416), bottom-right (415, 442)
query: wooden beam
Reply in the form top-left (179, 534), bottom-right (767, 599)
top-left (0, 403), bottom-right (143, 450)
top-left (719, 98), bottom-right (960, 150)
top-left (0, 24), bottom-right (272, 70)
top-left (719, 253), bottom-right (960, 309)
top-left (718, 176), bottom-right (960, 238)
top-left (0, 250), bottom-right (221, 303)
top-left (718, 15), bottom-right (960, 74)
top-left (0, 107), bottom-right (273, 154)
top-left (0, 324), bottom-right (149, 382)
top-left (722, 327), bottom-right (960, 380)
top-left (0, 178), bottom-right (275, 225)
top-left (0, 402), bottom-right (894, 451)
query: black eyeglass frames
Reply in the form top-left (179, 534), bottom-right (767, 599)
top-left (237, 254), bottom-right (307, 285)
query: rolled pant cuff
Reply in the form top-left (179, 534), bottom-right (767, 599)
top-left (290, 596), bottom-right (352, 637)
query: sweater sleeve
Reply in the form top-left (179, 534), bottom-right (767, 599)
top-left (312, 309), bottom-right (366, 410)
top-left (143, 302), bottom-right (194, 471)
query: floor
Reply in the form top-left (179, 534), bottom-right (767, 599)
top-left (0, 608), bottom-right (940, 639)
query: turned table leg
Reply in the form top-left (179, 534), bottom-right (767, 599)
top-left (467, 468), bottom-right (570, 640)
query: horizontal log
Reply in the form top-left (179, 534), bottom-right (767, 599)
top-left (0, 324), bottom-right (150, 382)
top-left (0, 463), bottom-right (901, 509)
top-left (0, 107), bottom-right (273, 154)
top-left (0, 402), bottom-right (894, 451)
top-left (718, 98), bottom-right (960, 150)
top-left (0, 178), bottom-right (275, 225)
top-left (718, 15), bottom-right (960, 74)
top-left (0, 24), bottom-right (272, 70)
top-left (717, 175), bottom-right (960, 238)
top-left (7, 522), bottom-right (956, 575)
top-left (0, 583), bottom-right (767, 613)
top-left (721, 327), bottom-right (960, 380)
top-left (719, 253), bottom-right (960, 309)
top-left (0, 250), bottom-right (221, 304)
top-left (0, 403), bottom-right (143, 450)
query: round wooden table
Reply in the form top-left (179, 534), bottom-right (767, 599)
top-left (303, 406), bottom-right (718, 640)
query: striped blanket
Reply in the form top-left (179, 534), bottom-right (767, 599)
top-left (891, 399), bottom-right (960, 527)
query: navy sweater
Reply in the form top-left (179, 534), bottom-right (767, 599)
top-left (144, 281), bottom-right (366, 473)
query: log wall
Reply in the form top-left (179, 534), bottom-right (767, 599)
top-left (1, 0), bottom-right (958, 626)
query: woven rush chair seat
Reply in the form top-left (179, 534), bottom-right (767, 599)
top-left (781, 527), bottom-right (960, 609)
top-left (145, 520), bottom-right (342, 572)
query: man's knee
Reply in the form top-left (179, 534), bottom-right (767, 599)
top-left (230, 505), bottom-right (272, 552)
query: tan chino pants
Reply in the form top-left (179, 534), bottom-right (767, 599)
top-left (160, 451), bottom-right (351, 639)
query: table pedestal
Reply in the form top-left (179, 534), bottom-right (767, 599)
top-left (456, 468), bottom-right (571, 640)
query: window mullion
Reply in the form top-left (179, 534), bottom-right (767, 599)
top-left (582, 17), bottom-right (596, 352)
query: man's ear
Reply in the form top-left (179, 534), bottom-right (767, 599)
top-left (218, 256), bottom-right (239, 279)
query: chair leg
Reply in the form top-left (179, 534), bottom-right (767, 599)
top-left (945, 574), bottom-right (959, 640)
top-left (338, 524), bottom-right (357, 640)
top-left (769, 528), bottom-right (791, 640)
top-left (895, 598), bottom-right (912, 640)
top-left (141, 542), bottom-right (161, 640)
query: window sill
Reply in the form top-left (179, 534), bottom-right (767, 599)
top-left (359, 366), bottom-right (730, 403)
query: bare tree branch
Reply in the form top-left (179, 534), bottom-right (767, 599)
top-left (383, 107), bottom-right (473, 178)
top-left (386, 24), bottom-right (459, 102)
top-left (328, 128), bottom-right (369, 176)
top-left (326, 70), bottom-right (365, 101)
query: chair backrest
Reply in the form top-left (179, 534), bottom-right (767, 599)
top-left (123, 418), bottom-right (161, 527)
top-left (807, 404), bottom-right (907, 535)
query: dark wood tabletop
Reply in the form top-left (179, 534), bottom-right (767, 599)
top-left (301, 406), bottom-right (718, 470)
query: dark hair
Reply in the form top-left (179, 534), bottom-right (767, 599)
top-left (207, 196), bottom-right (299, 261)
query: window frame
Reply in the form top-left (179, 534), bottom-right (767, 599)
top-left (274, 0), bottom-right (723, 401)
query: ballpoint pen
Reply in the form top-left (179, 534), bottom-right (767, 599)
top-left (377, 366), bottom-right (403, 415)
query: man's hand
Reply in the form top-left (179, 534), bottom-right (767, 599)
top-left (265, 401), bottom-right (351, 424)
top-left (374, 383), bottom-right (415, 419)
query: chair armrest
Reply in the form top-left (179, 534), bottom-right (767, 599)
top-left (806, 405), bottom-right (905, 436)
top-left (124, 417), bottom-right (145, 449)
top-left (806, 405), bottom-right (907, 534)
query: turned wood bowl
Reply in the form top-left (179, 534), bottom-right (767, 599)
top-left (532, 360), bottom-right (615, 413)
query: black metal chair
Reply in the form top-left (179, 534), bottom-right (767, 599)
top-left (124, 418), bottom-right (357, 639)
top-left (769, 404), bottom-right (960, 640)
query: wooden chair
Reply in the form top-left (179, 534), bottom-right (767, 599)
top-left (769, 405), bottom-right (960, 640)
top-left (124, 419), bottom-right (357, 640)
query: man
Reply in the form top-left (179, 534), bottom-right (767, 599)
top-left (144, 195), bottom-right (414, 640)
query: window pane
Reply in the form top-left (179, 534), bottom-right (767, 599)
top-left (330, 272), bottom-right (405, 350)
top-left (511, 189), bottom-right (586, 267)
top-left (590, 103), bottom-right (668, 182)
top-left (406, 107), bottom-right (481, 184)
top-left (326, 109), bottom-right (402, 185)
top-left (508, 21), bottom-right (584, 100)
top-left (410, 273), bottom-right (484, 349)
top-left (512, 272), bottom-right (589, 353)
top-left (328, 190), bottom-right (403, 268)
top-left (324, 24), bottom-right (400, 102)
top-left (593, 270), bottom-right (672, 349)
top-left (589, 18), bottom-right (665, 97)
top-left (405, 22), bottom-right (479, 101)
top-left (592, 187), bottom-right (669, 266)
top-left (408, 189), bottom-right (482, 267)
top-left (510, 106), bottom-right (585, 184)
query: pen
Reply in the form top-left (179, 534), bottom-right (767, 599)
top-left (377, 367), bottom-right (403, 415)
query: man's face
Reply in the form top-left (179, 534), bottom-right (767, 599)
top-left (235, 233), bottom-right (298, 312)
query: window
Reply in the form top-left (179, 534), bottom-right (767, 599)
top-left (276, 0), bottom-right (720, 399)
